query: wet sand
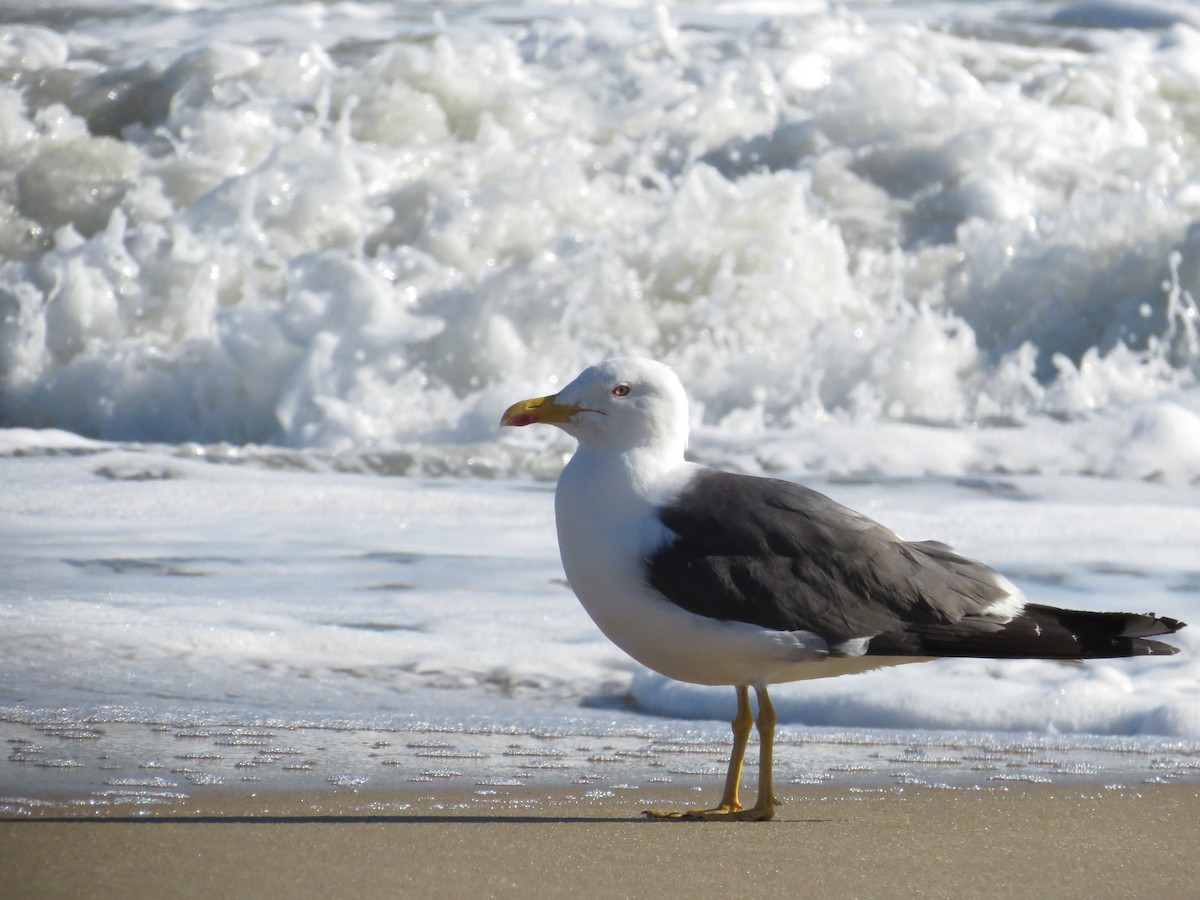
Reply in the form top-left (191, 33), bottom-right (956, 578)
top-left (4, 784), bottom-right (1199, 898)
top-left (5, 715), bottom-right (1199, 808)
top-left (3, 715), bottom-right (1199, 897)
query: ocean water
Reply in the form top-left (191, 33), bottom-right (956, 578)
top-left (3, 0), bottom-right (1200, 803)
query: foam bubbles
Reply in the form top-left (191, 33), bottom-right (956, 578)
top-left (2, 446), bottom-right (1197, 740)
top-left (0, 25), bottom-right (68, 71)
top-left (0, 1), bottom-right (1197, 479)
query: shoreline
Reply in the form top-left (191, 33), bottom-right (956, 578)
top-left (4, 714), bottom-right (1199, 818)
top-left (5, 709), bottom-right (1199, 897)
top-left (5, 715), bottom-right (1199, 896)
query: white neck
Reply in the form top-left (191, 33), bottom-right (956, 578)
top-left (555, 443), bottom-right (693, 573)
top-left (565, 442), bottom-right (684, 505)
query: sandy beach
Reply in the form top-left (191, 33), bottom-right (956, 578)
top-left (4, 783), bottom-right (1198, 899)
top-left (3, 717), bottom-right (1199, 899)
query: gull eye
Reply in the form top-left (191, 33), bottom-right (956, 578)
top-left (611, 384), bottom-right (631, 397)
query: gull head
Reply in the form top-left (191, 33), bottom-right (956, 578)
top-left (501, 357), bottom-right (690, 454)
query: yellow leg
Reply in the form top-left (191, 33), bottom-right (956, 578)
top-left (744, 685), bottom-right (778, 819)
top-left (644, 685), bottom-right (778, 821)
top-left (715, 685), bottom-right (753, 811)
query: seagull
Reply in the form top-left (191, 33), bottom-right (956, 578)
top-left (501, 358), bottom-right (1185, 821)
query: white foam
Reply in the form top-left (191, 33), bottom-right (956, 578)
top-left (0, 0), bottom-right (1196, 476)
top-left (2, 1), bottom-right (1200, 751)
top-left (1, 446), bottom-right (1197, 741)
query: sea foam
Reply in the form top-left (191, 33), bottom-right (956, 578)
top-left (2, 2), bottom-right (1200, 753)
top-left (0, 1), bottom-right (1197, 483)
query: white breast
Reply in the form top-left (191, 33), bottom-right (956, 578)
top-left (554, 450), bottom-right (840, 687)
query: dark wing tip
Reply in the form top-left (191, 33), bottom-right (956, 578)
top-left (1112, 611), bottom-right (1186, 638)
top-left (1142, 640), bottom-right (1181, 656)
top-left (865, 606), bottom-right (1187, 661)
top-left (1156, 615), bottom-right (1187, 634)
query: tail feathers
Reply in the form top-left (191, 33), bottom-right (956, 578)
top-left (1037, 604), bottom-right (1185, 640)
top-left (867, 604), bottom-right (1186, 660)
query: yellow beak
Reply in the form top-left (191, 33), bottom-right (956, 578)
top-left (500, 393), bottom-right (578, 428)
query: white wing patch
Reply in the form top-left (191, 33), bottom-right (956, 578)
top-left (831, 636), bottom-right (871, 658)
top-left (978, 572), bottom-right (1026, 621)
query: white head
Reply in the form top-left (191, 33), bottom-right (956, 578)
top-left (501, 358), bottom-right (690, 457)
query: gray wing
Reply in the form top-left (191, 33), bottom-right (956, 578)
top-left (645, 470), bottom-right (1014, 646)
top-left (646, 470), bottom-right (1184, 659)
